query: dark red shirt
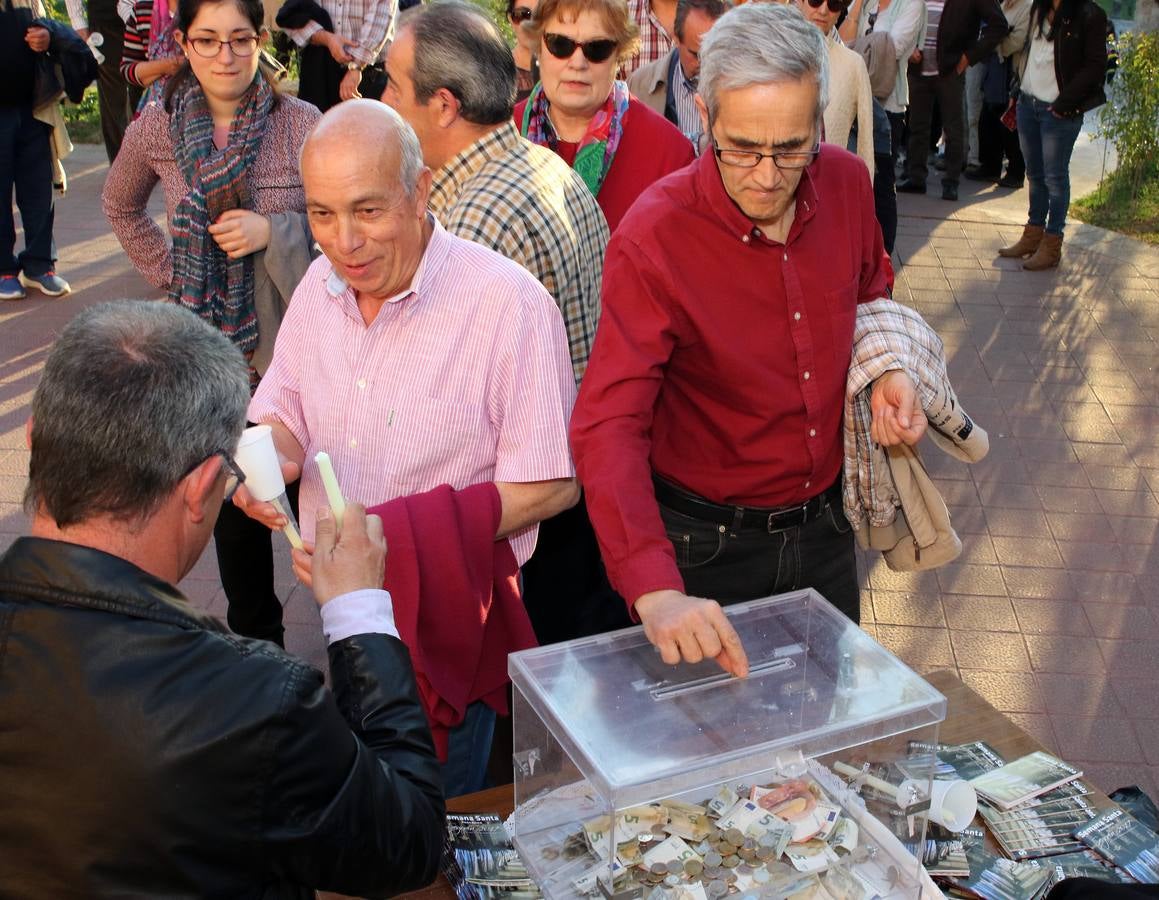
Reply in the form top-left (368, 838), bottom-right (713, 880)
top-left (513, 96), bottom-right (695, 232)
top-left (570, 145), bottom-right (889, 606)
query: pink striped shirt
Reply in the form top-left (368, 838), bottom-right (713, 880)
top-left (249, 220), bottom-right (577, 564)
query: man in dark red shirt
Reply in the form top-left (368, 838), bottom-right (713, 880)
top-left (571, 2), bottom-right (926, 676)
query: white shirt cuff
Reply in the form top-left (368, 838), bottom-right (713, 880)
top-left (320, 588), bottom-right (399, 644)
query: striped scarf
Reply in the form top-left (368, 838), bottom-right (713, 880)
top-left (520, 79), bottom-right (630, 198)
top-left (168, 75), bottom-right (273, 358)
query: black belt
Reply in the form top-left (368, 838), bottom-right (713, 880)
top-left (653, 476), bottom-right (839, 533)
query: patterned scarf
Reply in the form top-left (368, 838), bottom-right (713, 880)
top-left (136, 0), bottom-right (180, 113)
top-left (520, 79), bottom-right (630, 197)
top-left (168, 75), bottom-right (273, 358)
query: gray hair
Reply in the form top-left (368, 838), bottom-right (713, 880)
top-left (698, 3), bottom-right (829, 123)
top-left (301, 100), bottom-right (426, 201)
top-left (26, 302), bottom-right (250, 528)
top-left (406, 1), bottom-right (516, 124)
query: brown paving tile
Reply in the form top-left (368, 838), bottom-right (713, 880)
top-left (1002, 712), bottom-right (1059, 754)
top-left (1112, 679), bottom-right (1159, 718)
top-left (1075, 762), bottom-right (1156, 796)
top-left (1011, 597), bottom-right (1092, 635)
top-left (864, 563), bottom-right (941, 594)
top-left (1018, 439), bottom-right (1080, 463)
top-left (869, 591), bottom-right (945, 627)
top-left (1023, 462), bottom-right (1091, 488)
top-left (1001, 566), bottom-right (1076, 600)
top-left (959, 670), bottom-right (1044, 713)
top-left (1061, 421), bottom-right (1122, 444)
top-left (1130, 721), bottom-right (1159, 766)
top-left (1083, 465), bottom-right (1151, 492)
top-left (1110, 516), bottom-right (1159, 545)
top-left (990, 536), bottom-right (1064, 568)
top-left (953, 506), bottom-right (990, 535)
top-left (1098, 640), bottom-right (1159, 678)
top-left (1071, 442), bottom-right (1137, 467)
top-left (950, 630), bottom-right (1031, 672)
top-left (1037, 673), bottom-right (1124, 718)
top-left (1024, 634), bottom-right (1106, 673)
top-left (1081, 604), bottom-right (1159, 640)
top-left (1036, 485), bottom-right (1105, 514)
top-left (941, 594), bottom-right (1020, 632)
top-left (1071, 571), bottom-right (1143, 604)
top-left (874, 625), bottom-right (956, 667)
top-left (1096, 489), bottom-right (1159, 519)
top-left (1045, 512), bottom-right (1118, 544)
top-left (976, 480), bottom-right (1044, 510)
top-left (984, 508), bottom-right (1050, 537)
top-left (937, 563), bottom-right (1008, 597)
top-left (937, 479), bottom-right (981, 507)
top-left (1051, 716), bottom-right (1144, 763)
top-left (1055, 540), bottom-right (1130, 572)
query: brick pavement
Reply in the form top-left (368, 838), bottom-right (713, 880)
top-left (1, 140), bottom-right (1156, 797)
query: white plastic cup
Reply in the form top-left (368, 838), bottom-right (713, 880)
top-left (901, 778), bottom-right (978, 832)
top-left (233, 425), bottom-right (285, 502)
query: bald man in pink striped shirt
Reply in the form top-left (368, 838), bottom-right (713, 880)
top-left (239, 101), bottom-right (578, 796)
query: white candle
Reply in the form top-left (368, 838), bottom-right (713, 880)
top-left (315, 451), bottom-right (347, 521)
top-left (271, 496), bottom-right (304, 550)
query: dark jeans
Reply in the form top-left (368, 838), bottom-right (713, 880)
top-left (875, 112), bottom-right (906, 255)
top-left (90, 14), bottom-right (141, 163)
top-left (0, 105), bottom-right (55, 277)
top-left (214, 477), bottom-right (299, 646)
top-left (906, 70), bottom-right (965, 188)
top-left (520, 496), bottom-right (631, 645)
top-left (657, 485), bottom-right (861, 623)
top-left (1018, 93), bottom-right (1084, 236)
top-left (442, 700), bottom-right (495, 798)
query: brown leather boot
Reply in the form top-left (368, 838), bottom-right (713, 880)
top-left (1023, 232), bottom-right (1062, 270)
top-left (998, 224), bottom-right (1045, 258)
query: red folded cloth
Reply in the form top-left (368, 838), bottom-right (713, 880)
top-left (367, 482), bottom-right (537, 760)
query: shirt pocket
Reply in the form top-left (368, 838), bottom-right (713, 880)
top-left (823, 274), bottom-right (860, 370)
top-left (377, 395), bottom-right (492, 494)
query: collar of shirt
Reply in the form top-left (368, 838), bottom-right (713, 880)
top-left (428, 122), bottom-right (523, 220)
top-left (321, 215), bottom-right (451, 322)
top-left (693, 147), bottom-right (822, 246)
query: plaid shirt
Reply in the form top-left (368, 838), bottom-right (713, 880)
top-left (282, 0), bottom-right (398, 67)
top-left (429, 123), bottom-right (609, 384)
top-left (623, 0), bottom-right (674, 77)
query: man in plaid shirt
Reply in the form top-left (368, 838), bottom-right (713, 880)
top-left (382, 2), bottom-right (625, 647)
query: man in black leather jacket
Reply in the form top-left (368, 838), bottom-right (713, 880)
top-left (0, 302), bottom-right (446, 898)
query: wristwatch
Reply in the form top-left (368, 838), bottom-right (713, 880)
top-left (346, 61), bottom-right (362, 71)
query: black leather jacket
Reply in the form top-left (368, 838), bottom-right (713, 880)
top-left (0, 537), bottom-right (446, 899)
top-left (935, 0), bottom-right (1011, 75)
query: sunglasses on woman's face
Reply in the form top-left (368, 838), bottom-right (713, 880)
top-left (510, 6), bottom-right (534, 22)
top-left (806, 0), bottom-right (848, 12)
top-left (542, 32), bottom-right (619, 63)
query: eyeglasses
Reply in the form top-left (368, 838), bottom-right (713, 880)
top-left (542, 33), bottom-right (619, 63)
top-left (806, 0), bottom-right (848, 12)
top-left (188, 35), bottom-right (260, 58)
top-left (711, 140), bottom-right (821, 169)
top-left (510, 6), bottom-right (534, 22)
top-left (180, 449), bottom-right (247, 502)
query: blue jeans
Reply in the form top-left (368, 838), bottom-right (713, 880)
top-left (0, 105), bottom-right (56, 277)
top-left (441, 700), bottom-right (496, 798)
top-left (1017, 93), bottom-right (1084, 236)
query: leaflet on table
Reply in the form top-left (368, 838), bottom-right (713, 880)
top-left (1074, 807), bottom-right (1159, 883)
top-left (943, 844), bottom-right (1053, 900)
top-left (905, 739), bottom-right (1006, 782)
top-left (442, 813), bottom-right (542, 900)
top-left (978, 781), bottom-right (1099, 860)
top-left (970, 752), bottom-right (1083, 811)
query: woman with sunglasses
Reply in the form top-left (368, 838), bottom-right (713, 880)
top-left (795, 0), bottom-right (875, 177)
top-left (508, 0), bottom-right (542, 101)
top-left (103, 0), bottom-right (320, 647)
top-left (515, 0), bottom-right (694, 231)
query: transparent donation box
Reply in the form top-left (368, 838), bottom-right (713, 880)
top-left (509, 590), bottom-right (947, 900)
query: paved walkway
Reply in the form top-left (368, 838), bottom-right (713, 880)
top-left (1, 136), bottom-right (1156, 797)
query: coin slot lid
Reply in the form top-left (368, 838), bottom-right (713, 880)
top-left (638, 653), bottom-right (799, 700)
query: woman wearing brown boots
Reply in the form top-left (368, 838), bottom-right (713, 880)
top-left (997, 0), bottom-right (1106, 270)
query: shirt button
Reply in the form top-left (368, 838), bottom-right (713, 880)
top-left (805, 481), bottom-right (812, 489)
top-left (357, 378), bottom-right (366, 389)
top-left (803, 371), bottom-right (811, 381)
top-left (809, 428), bottom-right (816, 437)
top-left (793, 312), bottom-right (801, 322)
top-left (783, 252), bottom-right (788, 262)
top-left (350, 439), bottom-right (358, 448)
top-left (742, 234), bottom-right (750, 243)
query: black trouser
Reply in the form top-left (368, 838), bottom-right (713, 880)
top-left (520, 495), bottom-right (631, 645)
top-left (0, 106), bottom-right (55, 277)
top-left (89, 12), bottom-right (141, 163)
top-left (656, 482), bottom-right (861, 623)
top-left (906, 70), bottom-right (965, 188)
top-left (214, 478), bottom-right (299, 647)
top-left (979, 100), bottom-right (1025, 180)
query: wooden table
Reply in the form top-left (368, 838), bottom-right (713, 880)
top-left (393, 670), bottom-right (1116, 900)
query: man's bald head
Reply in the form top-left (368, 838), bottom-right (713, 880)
top-left (301, 99), bottom-right (426, 200)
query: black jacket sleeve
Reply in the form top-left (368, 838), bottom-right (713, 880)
top-left (966, 0), bottom-right (1011, 66)
top-left (260, 634), bottom-right (446, 898)
top-left (1052, 3), bottom-right (1108, 116)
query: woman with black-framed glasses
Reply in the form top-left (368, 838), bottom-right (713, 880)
top-left (104, 0), bottom-right (319, 647)
top-left (514, 0), bottom-right (694, 231)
